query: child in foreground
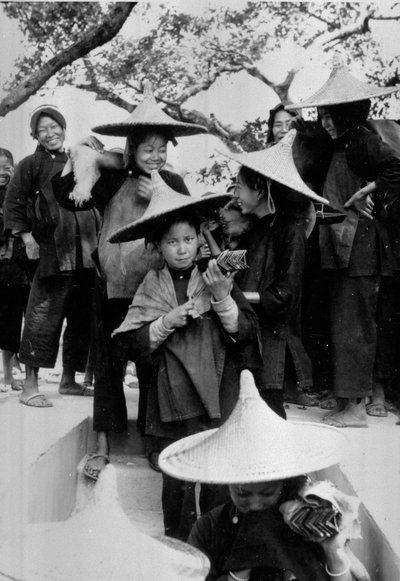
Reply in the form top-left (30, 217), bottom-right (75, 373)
top-left (111, 171), bottom-right (261, 541)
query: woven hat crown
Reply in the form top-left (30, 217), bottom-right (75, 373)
top-left (159, 370), bottom-right (346, 484)
top-left (92, 79), bottom-right (208, 137)
top-left (218, 130), bottom-right (329, 204)
top-left (108, 170), bottom-right (231, 243)
top-left (286, 52), bottom-right (399, 110)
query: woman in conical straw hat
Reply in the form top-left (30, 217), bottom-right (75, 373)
top-left (159, 370), bottom-right (371, 581)
top-left (109, 171), bottom-right (262, 541)
top-left (286, 53), bottom-right (400, 426)
top-left (218, 129), bottom-right (329, 417)
top-left (52, 80), bottom-right (208, 481)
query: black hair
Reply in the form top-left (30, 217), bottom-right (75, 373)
top-left (146, 210), bottom-right (201, 246)
top-left (124, 127), bottom-right (175, 170)
top-left (318, 99), bottom-right (371, 135)
top-left (267, 103), bottom-right (297, 143)
top-left (0, 148), bottom-right (14, 166)
top-left (238, 166), bottom-right (272, 199)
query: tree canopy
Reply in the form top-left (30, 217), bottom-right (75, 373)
top-left (2, 1), bottom-right (400, 160)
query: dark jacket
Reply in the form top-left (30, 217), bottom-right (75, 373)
top-left (0, 186), bottom-right (28, 286)
top-left (117, 281), bottom-right (261, 441)
top-left (52, 167), bottom-right (191, 298)
top-left (188, 502), bottom-right (329, 581)
top-left (235, 214), bottom-right (312, 390)
top-left (4, 145), bottom-right (99, 278)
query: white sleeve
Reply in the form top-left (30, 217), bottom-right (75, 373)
top-left (211, 294), bottom-right (239, 334)
top-left (149, 316), bottom-right (175, 351)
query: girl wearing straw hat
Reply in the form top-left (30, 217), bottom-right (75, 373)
top-left (218, 130), bottom-right (329, 417)
top-left (160, 370), bottom-right (370, 581)
top-left (109, 171), bottom-right (261, 541)
top-left (52, 81), bottom-right (208, 480)
top-left (287, 54), bottom-right (400, 427)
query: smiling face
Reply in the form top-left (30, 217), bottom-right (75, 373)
top-left (272, 109), bottom-right (294, 143)
top-left (134, 132), bottom-right (168, 174)
top-left (229, 480), bottom-right (284, 513)
top-left (234, 171), bottom-right (260, 216)
top-left (159, 221), bottom-right (198, 271)
top-left (0, 155), bottom-right (13, 187)
top-left (35, 115), bottom-right (66, 152)
top-left (318, 107), bottom-right (344, 140)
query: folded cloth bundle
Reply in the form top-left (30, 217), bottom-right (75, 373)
top-left (196, 249), bottom-right (249, 273)
top-left (279, 479), bottom-right (361, 541)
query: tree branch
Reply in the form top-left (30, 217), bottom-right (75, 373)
top-left (303, 7), bottom-right (374, 49)
top-left (0, 3), bottom-right (136, 117)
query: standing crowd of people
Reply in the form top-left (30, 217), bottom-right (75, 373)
top-left (1, 53), bottom-right (399, 579)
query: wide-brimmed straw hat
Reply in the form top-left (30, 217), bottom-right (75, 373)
top-left (159, 370), bottom-right (346, 484)
top-left (218, 130), bottom-right (329, 205)
top-left (108, 170), bottom-right (231, 243)
top-left (286, 53), bottom-right (400, 110)
top-left (0, 465), bottom-right (209, 581)
top-left (92, 80), bottom-right (208, 138)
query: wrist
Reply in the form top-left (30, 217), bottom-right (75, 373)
top-left (162, 315), bottom-right (174, 331)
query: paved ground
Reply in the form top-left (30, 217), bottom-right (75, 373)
top-left (1, 363), bottom-right (400, 577)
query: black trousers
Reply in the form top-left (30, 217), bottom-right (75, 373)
top-left (0, 285), bottom-right (29, 353)
top-left (92, 276), bottom-right (130, 433)
top-left (19, 269), bottom-right (94, 370)
top-left (160, 439), bottom-right (229, 541)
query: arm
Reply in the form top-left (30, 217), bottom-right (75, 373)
top-left (203, 260), bottom-right (238, 334)
top-left (4, 156), bottom-right (40, 260)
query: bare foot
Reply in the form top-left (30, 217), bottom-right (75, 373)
top-left (323, 400), bottom-right (367, 428)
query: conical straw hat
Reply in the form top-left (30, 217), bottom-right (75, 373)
top-left (218, 130), bottom-right (329, 205)
top-left (93, 80), bottom-right (208, 137)
top-left (108, 170), bottom-right (231, 243)
top-left (286, 53), bottom-right (400, 110)
top-left (0, 465), bottom-right (209, 581)
top-left (159, 370), bottom-right (346, 484)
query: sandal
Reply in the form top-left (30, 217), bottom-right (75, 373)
top-left (82, 453), bottom-right (110, 481)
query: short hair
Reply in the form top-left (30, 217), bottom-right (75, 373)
top-left (0, 148), bottom-right (14, 165)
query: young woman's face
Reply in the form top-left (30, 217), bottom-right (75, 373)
top-left (234, 172), bottom-right (259, 215)
top-left (135, 132), bottom-right (168, 174)
top-left (36, 115), bottom-right (66, 152)
top-left (229, 481), bottom-right (284, 513)
top-left (159, 221), bottom-right (198, 271)
top-left (272, 109), bottom-right (293, 143)
top-left (0, 155), bottom-right (13, 187)
top-left (318, 108), bottom-right (343, 140)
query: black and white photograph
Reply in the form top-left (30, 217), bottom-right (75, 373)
top-left (0, 1), bottom-right (399, 579)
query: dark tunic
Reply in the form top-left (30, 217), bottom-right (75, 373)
top-left (52, 167), bottom-right (192, 433)
top-left (119, 275), bottom-right (261, 441)
top-left (4, 145), bottom-right (99, 278)
top-left (235, 213), bottom-right (312, 391)
top-left (0, 186), bottom-right (29, 353)
top-left (308, 124), bottom-right (400, 398)
top-left (188, 502), bottom-right (329, 581)
top-left (0, 186), bottom-right (28, 287)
